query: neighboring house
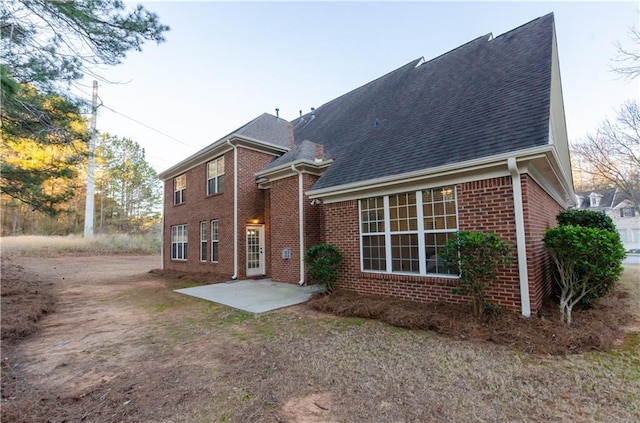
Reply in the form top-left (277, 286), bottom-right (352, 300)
top-left (158, 13), bottom-right (575, 317)
top-left (575, 188), bottom-right (640, 250)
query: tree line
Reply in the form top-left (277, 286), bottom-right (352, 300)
top-left (1, 2), bottom-right (637, 235)
top-left (1, 0), bottom-right (169, 235)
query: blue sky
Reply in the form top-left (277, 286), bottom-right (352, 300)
top-left (79, 1), bottom-right (639, 173)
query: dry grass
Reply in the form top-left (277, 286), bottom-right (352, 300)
top-left (1, 252), bottom-right (638, 422)
top-left (1, 234), bottom-right (160, 256)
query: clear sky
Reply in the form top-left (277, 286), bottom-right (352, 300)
top-left (77, 1), bottom-right (639, 174)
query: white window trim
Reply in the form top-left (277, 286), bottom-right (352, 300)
top-left (199, 221), bottom-right (207, 262)
top-left (211, 220), bottom-right (219, 262)
top-left (171, 224), bottom-right (187, 261)
top-left (174, 174), bottom-right (186, 205)
top-left (359, 187), bottom-right (459, 278)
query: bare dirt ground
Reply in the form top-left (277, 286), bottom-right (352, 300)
top-left (2, 254), bottom-right (639, 422)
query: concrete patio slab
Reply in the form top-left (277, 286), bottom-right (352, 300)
top-left (174, 279), bottom-right (324, 313)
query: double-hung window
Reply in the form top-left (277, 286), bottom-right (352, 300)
top-left (360, 186), bottom-right (458, 276)
top-left (200, 222), bottom-right (207, 262)
top-left (171, 224), bottom-right (188, 260)
top-left (211, 220), bottom-right (219, 262)
top-left (207, 157), bottom-right (225, 195)
top-left (174, 174), bottom-right (186, 205)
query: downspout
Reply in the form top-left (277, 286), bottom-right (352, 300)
top-left (508, 157), bottom-right (531, 317)
top-left (160, 215), bottom-right (164, 270)
top-left (291, 164), bottom-right (305, 285)
top-left (227, 139), bottom-right (238, 280)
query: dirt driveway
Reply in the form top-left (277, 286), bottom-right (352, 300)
top-left (2, 255), bottom-right (639, 422)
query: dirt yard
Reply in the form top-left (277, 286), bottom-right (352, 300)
top-left (1, 253), bottom-right (639, 422)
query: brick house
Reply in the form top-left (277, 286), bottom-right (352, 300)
top-left (575, 188), bottom-right (640, 251)
top-left (158, 13), bottom-right (575, 317)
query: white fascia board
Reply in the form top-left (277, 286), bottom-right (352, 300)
top-left (307, 146), bottom-right (555, 203)
top-left (231, 135), bottom-right (290, 155)
top-left (255, 159), bottom-right (332, 181)
top-left (157, 135), bottom-right (289, 181)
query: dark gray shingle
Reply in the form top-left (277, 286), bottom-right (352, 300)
top-left (293, 14), bottom-right (556, 190)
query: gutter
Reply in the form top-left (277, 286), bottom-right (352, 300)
top-left (508, 157), bottom-right (531, 317)
top-left (307, 145), bottom-right (558, 199)
top-left (291, 164), bottom-right (305, 285)
top-left (227, 139), bottom-right (238, 280)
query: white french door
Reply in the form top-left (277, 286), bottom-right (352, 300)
top-left (246, 225), bottom-right (265, 276)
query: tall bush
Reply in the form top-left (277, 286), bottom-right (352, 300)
top-left (543, 225), bottom-right (626, 324)
top-left (441, 231), bottom-right (513, 317)
top-left (555, 209), bottom-right (624, 308)
top-left (305, 244), bottom-right (343, 293)
top-left (556, 209), bottom-right (618, 233)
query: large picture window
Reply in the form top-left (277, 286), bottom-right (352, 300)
top-left (174, 174), bottom-right (186, 205)
top-left (359, 186), bottom-right (458, 276)
top-left (207, 156), bottom-right (225, 195)
top-left (171, 224), bottom-right (187, 260)
top-left (211, 220), bottom-right (219, 262)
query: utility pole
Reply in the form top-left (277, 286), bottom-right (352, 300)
top-left (84, 80), bottom-right (98, 237)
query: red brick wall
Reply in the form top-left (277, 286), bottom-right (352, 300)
top-left (270, 176), bottom-right (301, 283)
top-left (303, 173), bottom-right (324, 249)
top-left (521, 174), bottom-right (563, 313)
top-left (323, 176), bottom-right (543, 313)
top-left (457, 177), bottom-right (521, 311)
top-left (236, 148), bottom-right (274, 279)
top-left (268, 172), bottom-right (324, 284)
top-left (162, 149), bottom-right (234, 277)
top-left (162, 147), bottom-right (275, 279)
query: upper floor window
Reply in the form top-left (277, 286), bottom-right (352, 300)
top-left (174, 174), bottom-right (186, 205)
top-left (589, 193), bottom-right (601, 207)
top-left (621, 207), bottom-right (636, 218)
top-left (207, 156), bottom-right (225, 195)
top-left (359, 186), bottom-right (458, 276)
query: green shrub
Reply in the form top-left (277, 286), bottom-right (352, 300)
top-left (556, 209), bottom-right (618, 233)
top-left (543, 225), bottom-right (626, 325)
top-left (440, 231), bottom-right (513, 317)
top-left (555, 209), bottom-right (623, 308)
top-left (305, 244), bottom-right (343, 293)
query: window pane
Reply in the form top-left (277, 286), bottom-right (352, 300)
top-left (217, 157), bottom-right (225, 174)
top-left (217, 175), bottom-right (224, 193)
top-left (424, 232), bottom-right (454, 275)
top-left (362, 235), bottom-right (386, 271)
top-left (212, 242), bottom-right (218, 262)
top-left (391, 234), bottom-right (419, 273)
top-left (389, 193), bottom-right (416, 234)
top-left (360, 197), bottom-right (385, 233)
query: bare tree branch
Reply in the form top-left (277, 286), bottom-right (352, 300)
top-left (572, 100), bottom-right (640, 211)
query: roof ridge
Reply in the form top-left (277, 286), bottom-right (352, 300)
top-left (417, 33), bottom-right (492, 69)
top-left (492, 12), bottom-right (554, 42)
top-left (297, 58), bottom-right (423, 120)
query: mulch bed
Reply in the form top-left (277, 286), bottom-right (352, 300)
top-left (307, 288), bottom-right (633, 355)
top-left (1, 257), bottom-right (56, 342)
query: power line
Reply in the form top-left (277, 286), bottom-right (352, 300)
top-left (99, 102), bottom-right (192, 147)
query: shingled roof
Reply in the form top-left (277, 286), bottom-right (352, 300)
top-left (292, 13), bottom-right (556, 190)
top-left (233, 112), bottom-right (290, 148)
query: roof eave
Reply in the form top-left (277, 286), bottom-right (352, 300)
top-left (158, 135), bottom-right (289, 181)
top-left (308, 145), bottom-right (575, 207)
top-left (256, 159), bottom-right (333, 188)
